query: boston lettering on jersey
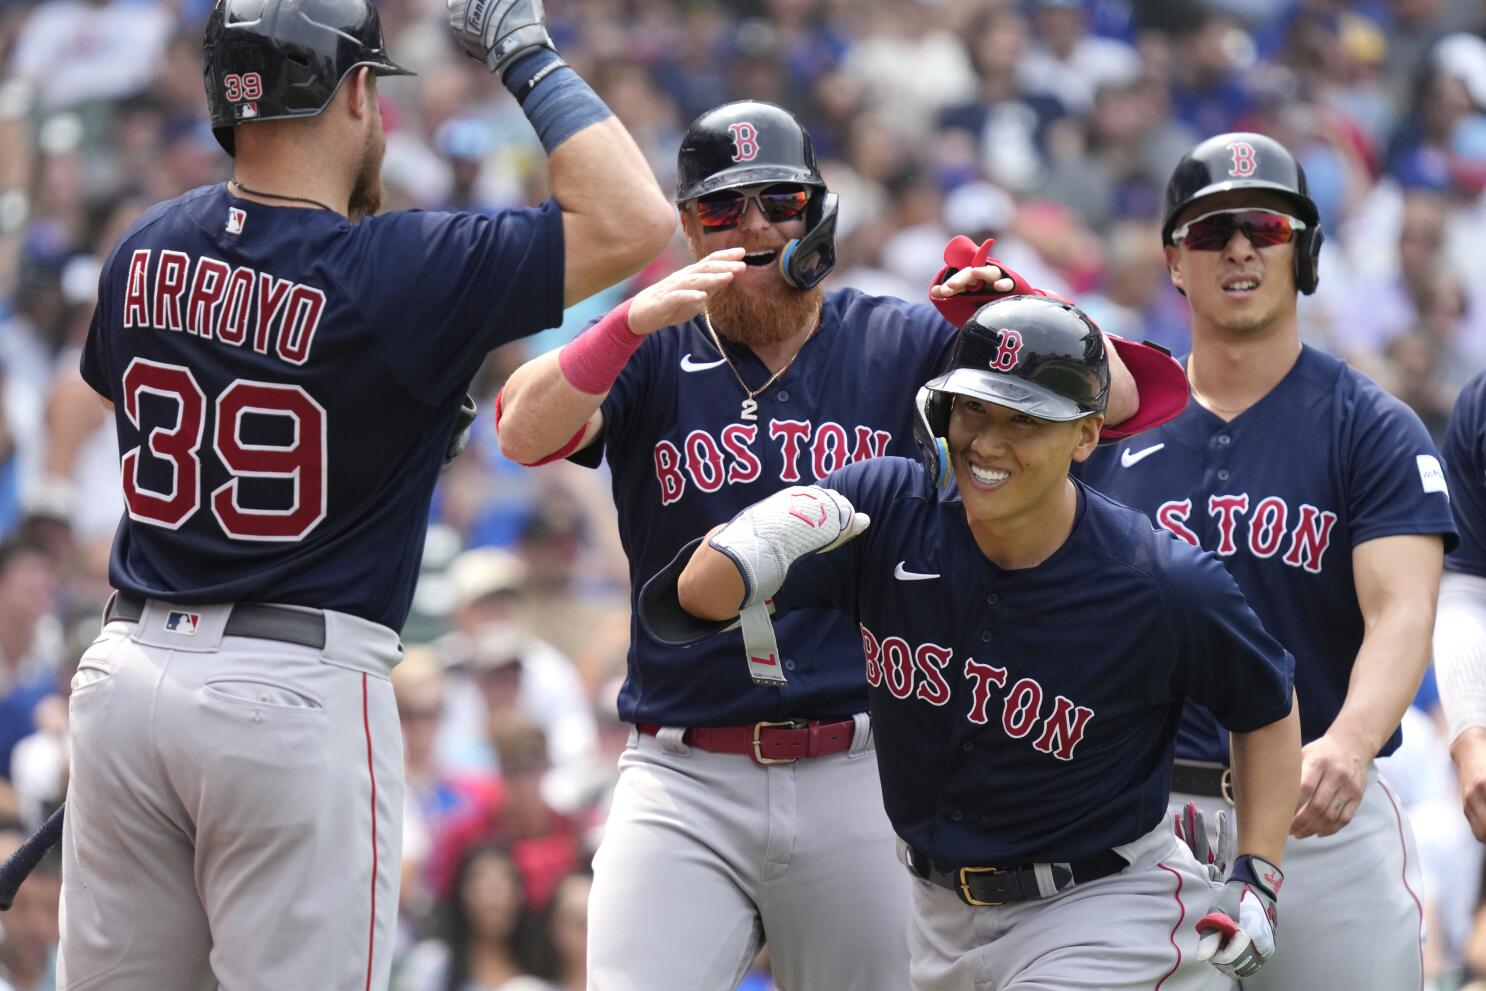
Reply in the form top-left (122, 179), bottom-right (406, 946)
top-left (1080, 345), bottom-right (1457, 761)
top-left (121, 249), bottom-right (325, 365)
top-left (654, 419), bottom-right (891, 505)
top-left (773, 457), bottom-right (1292, 865)
top-left (860, 623), bottom-right (1095, 761)
top-left (1155, 495), bottom-right (1336, 573)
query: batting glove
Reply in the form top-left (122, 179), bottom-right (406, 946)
top-left (447, 0), bottom-right (555, 77)
top-left (1173, 801), bottom-right (1234, 883)
top-left (1195, 853), bottom-right (1283, 980)
top-left (709, 486), bottom-right (868, 610)
top-left (442, 394), bottom-right (478, 469)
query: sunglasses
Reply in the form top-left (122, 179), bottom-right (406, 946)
top-left (692, 184), bottom-right (811, 230)
top-left (1170, 208), bottom-right (1307, 251)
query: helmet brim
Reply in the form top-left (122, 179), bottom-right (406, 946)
top-left (923, 368), bottom-right (1095, 423)
top-left (676, 164), bottom-right (825, 204)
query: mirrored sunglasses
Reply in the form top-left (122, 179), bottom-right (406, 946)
top-left (693, 185), bottom-right (811, 230)
top-left (1171, 208), bottom-right (1307, 251)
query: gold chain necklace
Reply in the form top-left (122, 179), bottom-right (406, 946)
top-left (702, 311), bottom-right (820, 422)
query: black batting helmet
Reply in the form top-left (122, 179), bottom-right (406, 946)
top-left (203, 0), bottom-right (414, 156)
top-left (676, 101), bottom-right (839, 289)
top-left (1162, 131), bottom-right (1324, 294)
top-left (914, 295), bottom-right (1109, 487)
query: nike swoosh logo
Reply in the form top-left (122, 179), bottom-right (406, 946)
top-left (680, 354), bottom-right (727, 372)
top-left (1120, 443), bottom-right (1165, 468)
top-left (894, 562), bottom-right (939, 581)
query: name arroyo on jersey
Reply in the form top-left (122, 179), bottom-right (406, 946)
top-left (653, 418), bottom-right (892, 506)
top-left (860, 624), bottom-right (1096, 762)
top-left (121, 248), bottom-right (326, 366)
top-left (1156, 493), bottom-right (1337, 573)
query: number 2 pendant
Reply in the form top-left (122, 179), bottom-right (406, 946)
top-left (740, 397), bottom-right (759, 422)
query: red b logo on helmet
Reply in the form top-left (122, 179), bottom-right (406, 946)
top-left (728, 122), bottom-right (760, 163)
top-left (990, 330), bottom-right (1022, 372)
top-left (1227, 141), bottom-right (1257, 178)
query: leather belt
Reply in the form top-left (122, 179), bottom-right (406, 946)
top-left (637, 718), bottom-right (855, 766)
top-left (905, 844), bottom-right (1128, 907)
top-left (106, 592), bottom-right (327, 651)
top-left (1172, 758), bottom-right (1235, 805)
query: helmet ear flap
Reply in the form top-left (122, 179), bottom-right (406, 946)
top-left (913, 387), bottom-right (954, 489)
top-left (1294, 225), bottom-right (1322, 294)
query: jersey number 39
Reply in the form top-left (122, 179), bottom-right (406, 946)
top-left (120, 358), bottom-right (326, 541)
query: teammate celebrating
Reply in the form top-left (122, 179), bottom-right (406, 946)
top-left (60, 0), bottom-right (673, 987)
top-left (495, 101), bottom-right (1186, 988)
top-left (644, 295), bottom-right (1302, 989)
top-left (1079, 132), bottom-right (1457, 990)
top-left (1433, 371), bottom-right (1486, 841)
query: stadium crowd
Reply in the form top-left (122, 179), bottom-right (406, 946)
top-left (0, 0), bottom-right (1484, 987)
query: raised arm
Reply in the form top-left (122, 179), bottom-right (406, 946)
top-left (447, 0), bottom-right (675, 306)
top-left (496, 249), bottom-right (745, 465)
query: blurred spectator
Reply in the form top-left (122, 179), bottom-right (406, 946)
top-left (9, 0), bottom-right (171, 111)
top-left (0, 534), bottom-right (60, 780)
top-left (545, 871), bottom-right (589, 991)
top-left (395, 844), bottom-right (554, 991)
top-left (0, 830), bottom-right (57, 991)
top-left (1019, 0), bottom-right (1141, 114)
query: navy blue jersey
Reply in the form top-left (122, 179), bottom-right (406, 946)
top-left (1443, 371), bottom-right (1486, 578)
top-left (778, 458), bottom-right (1293, 866)
top-left (82, 184), bottom-right (564, 630)
top-left (1079, 346), bottom-right (1457, 761)
top-left (575, 289), bottom-right (955, 726)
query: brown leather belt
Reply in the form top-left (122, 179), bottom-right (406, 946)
top-left (106, 592), bottom-right (327, 650)
top-left (1171, 758), bottom-right (1235, 805)
top-left (637, 718), bottom-right (856, 765)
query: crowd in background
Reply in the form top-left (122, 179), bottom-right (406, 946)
top-left (0, 0), bottom-right (1484, 987)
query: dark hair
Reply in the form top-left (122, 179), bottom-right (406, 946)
top-left (439, 844), bottom-right (551, 991)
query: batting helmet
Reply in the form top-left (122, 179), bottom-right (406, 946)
top-left (1162, 131), bottom-right (1324, 294)
top-left (675, 101), bottom-right (839, 290)
top-left (914, 295), bottom-right (1109, 488)
top-left (203, 0), bottom-right (414, 156)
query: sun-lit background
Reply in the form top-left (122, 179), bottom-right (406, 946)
top-left (0, 0), bottom-right (1483, 988)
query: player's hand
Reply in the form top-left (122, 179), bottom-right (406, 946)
top-left (709, 486), bottom-right (869, 609)
top-left (627, 249), bottom-right (747, 336)
top-left (1289, 731), bottom-right (1369, 838)
top-left (448, 0), bottom-right (555, 76)
top-left (928, 263), bottom-right (1015, 299)
top-left (1451, 727), bottom-right (1486, 842)
top-left (1173, 801), bottom-right (1234, 883)
top-left (1195, 854), bottom-right (1282, 980)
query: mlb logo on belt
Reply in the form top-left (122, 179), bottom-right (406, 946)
top-left (165, 611), bottom-right (201, 635)
top-left (226, 207), bottom-right (246, 235)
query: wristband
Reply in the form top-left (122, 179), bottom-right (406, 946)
top-left (558, 300), bottom-right (641, 395)
top-left (503, 49), bottom-right (614, 153)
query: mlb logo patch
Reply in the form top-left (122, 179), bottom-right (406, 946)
top-left (1417, 454), bottom-right (1448, 497)
top-left (226, 207), bottom-right (246, 235)
top-left (165, 611), bottom-right (201, 635)
top-left (237, 103), bottom-right (258, 120)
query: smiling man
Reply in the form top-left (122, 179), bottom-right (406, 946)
top-left (645, 294), bottom-right (1302, 989)
top-left (1079, 131), bottom-right (1458, 991)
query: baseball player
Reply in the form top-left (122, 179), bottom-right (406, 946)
top-left (1433, 371), bottom-right (1486, 841)
top-left (1079, 132), bottom-right (1458, 990)
top-left (642, 294), bottom-right (1302, 990)
top-left (494, 101), bottom-right (1188, 989)
top-left (61, 0), bottom-right (674, 986)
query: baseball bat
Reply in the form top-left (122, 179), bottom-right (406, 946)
top-left (0, 802), bottom-right (64, 910)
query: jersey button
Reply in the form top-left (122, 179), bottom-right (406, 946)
top-left (985, 593), bottom-right (999, 605)
top-left (1217, 469), bottom-right (1230, 481)
top-left (783, 658), bottom-right (796, 671)
top-left (950, 809), bottom-right (964, 822)
top-left (1216, 434), bottom-right (1231, 445)
top-left (962, 741), bottom-right (974, 752)
top-left (777, 390), bottom-right (790, 402)
top-left (979, 630), bottom-right (992, 642)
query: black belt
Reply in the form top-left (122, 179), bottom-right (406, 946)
top-left (105, 593), bottom-right (326, 650)
top-left (905, 844), bottom-right (1128, 907)
top-left (1171, 759), bottom-right (1235, 804)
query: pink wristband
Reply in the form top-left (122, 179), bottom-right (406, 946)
top-left (558, 299), bottom-right (641, 395)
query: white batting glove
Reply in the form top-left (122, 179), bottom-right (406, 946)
top-left (447, 0), bottom-right (555, 76)
top-left (1196, 854), bottom-right (1283, 980)
top-left (709, 486), bottom-right (868, 609)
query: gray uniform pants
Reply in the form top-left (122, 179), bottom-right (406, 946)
top-left (58, 600), bottom-right (404, 991)
top-left (587, 715), bottom-right (909, 990)
top-left (1173, 762), bottom-right (1424, 991)
top-left (907, 821), bottom-right (1222, 990)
